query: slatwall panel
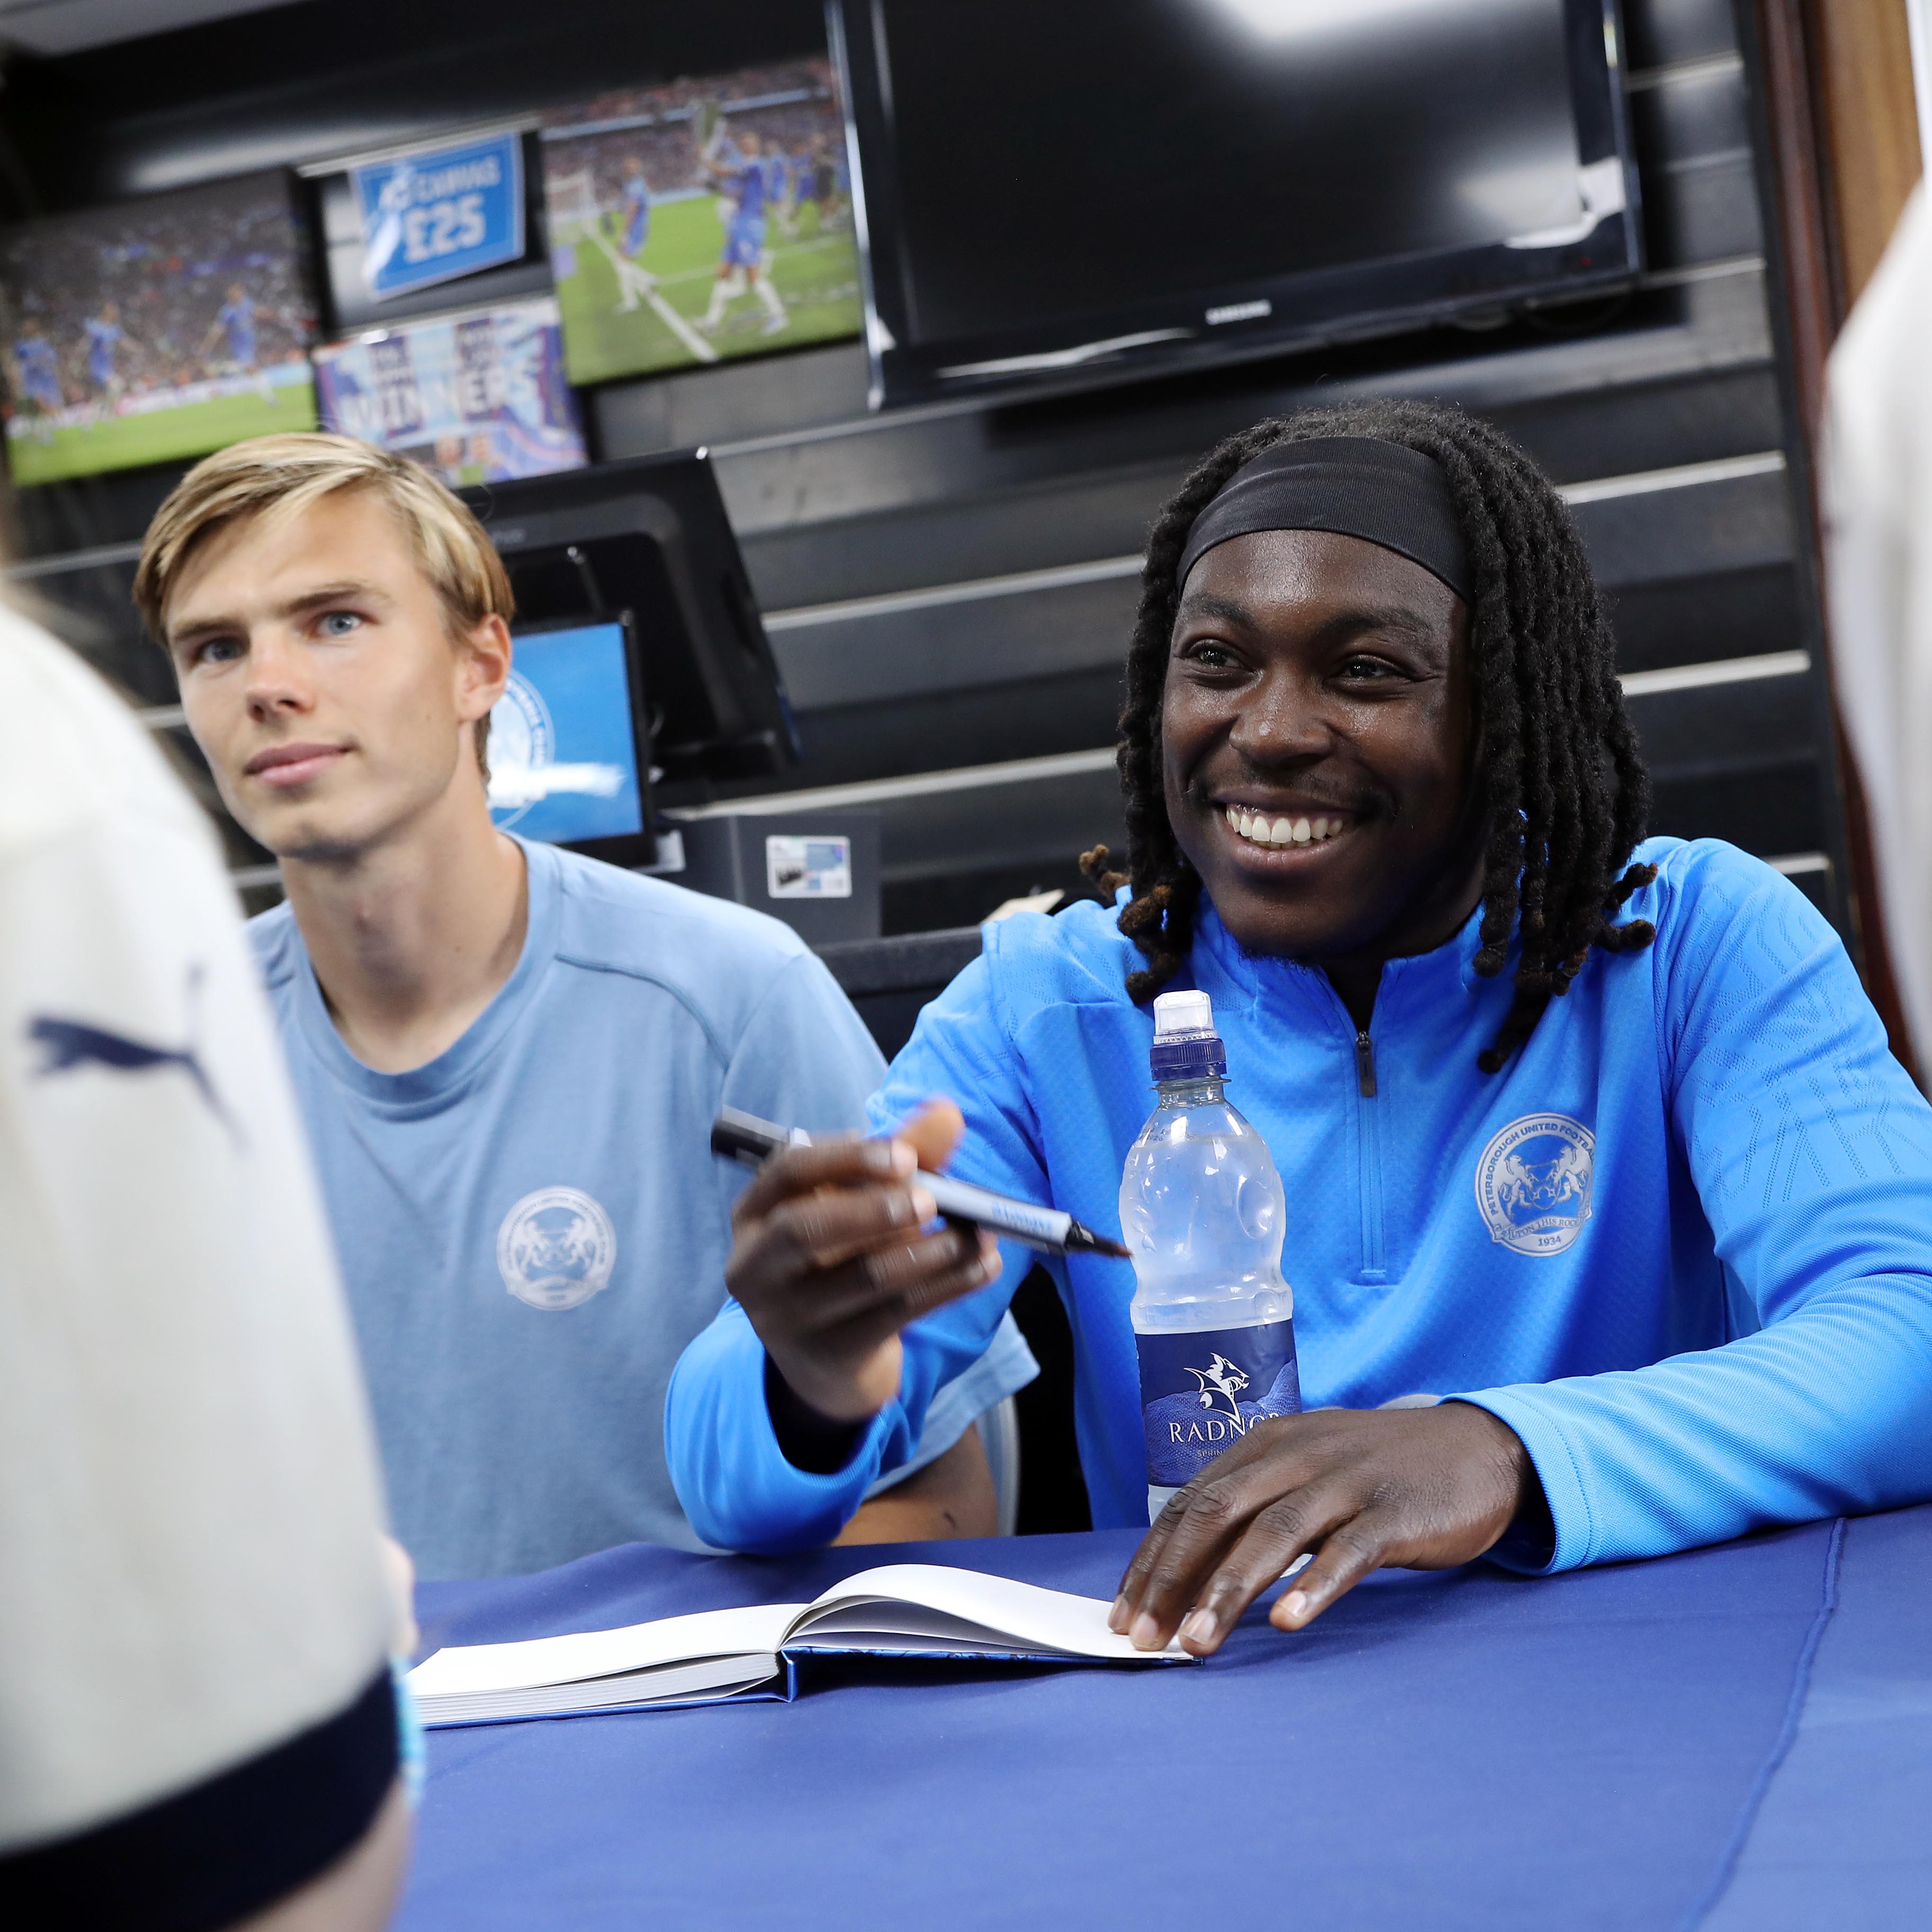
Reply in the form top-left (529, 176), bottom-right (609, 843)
top-left (582, 0), bottom-right (1841, 931)
top-left (2, 0), bottom-right (1844, 934)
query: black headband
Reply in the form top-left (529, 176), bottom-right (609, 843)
top-left (1175, 436), bottom-right (1472, 603)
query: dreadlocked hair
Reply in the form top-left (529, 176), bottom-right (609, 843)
top-left (1089, 397), bottom-right (1656, 1074)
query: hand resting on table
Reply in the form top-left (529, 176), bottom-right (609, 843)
top-left (1111, 1402), bottom-right (1546, 1653)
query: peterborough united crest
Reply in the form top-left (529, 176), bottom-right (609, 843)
top-left (1474, 1114), bottom-right (1595, 1256)
top-left (496, 1186), bottom-right (618, 1311)
top-left (484, 671), bottom-right (553, 832)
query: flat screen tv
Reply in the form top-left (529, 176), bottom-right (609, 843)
top-left (462, 450), bottom-right (800, 786)
top-left (832, 0), bottom-right (1641, 408)
top-left (0, 169), bottom-right (319, 485)
top-left (540, 57), bottom-right (862, 386)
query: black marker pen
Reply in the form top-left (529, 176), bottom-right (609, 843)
top-left (710, 1107), bottom-right (1131, 1259)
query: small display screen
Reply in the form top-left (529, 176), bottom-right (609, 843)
top-left (488, 620), bottom-right (645, 848)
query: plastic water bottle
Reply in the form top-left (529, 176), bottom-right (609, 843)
top-left (1120, 989), bottom-right (1300, 1523)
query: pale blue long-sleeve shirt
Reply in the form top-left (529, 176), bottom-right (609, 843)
top-left (666, 838), bottom-right (1932, 1566)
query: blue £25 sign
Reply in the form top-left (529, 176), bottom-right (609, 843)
top-left (353, 131), bottom-right (525, 301)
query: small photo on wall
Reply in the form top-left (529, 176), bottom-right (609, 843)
top-left (0, 170), bottom-right (318, 486)
top-left (312, 297), bottom-right (587, 489)
top-left (540, 57), bottom-right (861, 385)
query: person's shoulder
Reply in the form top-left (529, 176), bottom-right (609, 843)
top-left (245, 898), bottom-right (303, 989)
top-left (1627, 835), bottom-right (1840, 979)
top-left (1631, 836), bottom-right (1821, 925)
top-left (977, 893), bottom-right (1141, 1017)
top-left (545, 845), bottom-right (824, 1015)
top-left (0, 606), bottom-right (208, 863)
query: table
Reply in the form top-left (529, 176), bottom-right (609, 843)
top-left (401, 1506), bottom-right (1931, 1930)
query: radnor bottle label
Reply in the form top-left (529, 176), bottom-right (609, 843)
top-left (1135, 1319), bottom-right (1302, 1491)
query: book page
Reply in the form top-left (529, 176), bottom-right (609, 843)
top-left (409, 1602), bottom-right (803, 1698)
top-left (791, 1566), bottom-right (1189, 1661)
top-left (417, 1654), bottom-right (783, 1725)
top-left (791, 1602), bottom-right (1078, 1655)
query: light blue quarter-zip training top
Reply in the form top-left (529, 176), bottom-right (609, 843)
top-left (666, 837), bottom-right (1932, 1565)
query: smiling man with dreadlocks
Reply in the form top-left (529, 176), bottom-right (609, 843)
top-left (667, 399), bottom-right (1932, 1650)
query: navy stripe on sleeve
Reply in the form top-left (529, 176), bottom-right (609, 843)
top-left (0, 1666), bottom-right (397, 1931)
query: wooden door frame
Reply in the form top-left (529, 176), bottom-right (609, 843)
top-left (1747, 0), bottom-right (1922, 1077)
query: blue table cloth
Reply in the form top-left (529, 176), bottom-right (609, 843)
top-left (402, 1506), bottom-right (1931, 1930)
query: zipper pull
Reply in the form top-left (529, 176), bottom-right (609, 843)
top-left (1355, 1031), bottom-right (1377, 1098)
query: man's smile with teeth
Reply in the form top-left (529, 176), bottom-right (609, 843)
top-left (1224, 803), bottom-right (1347, 849)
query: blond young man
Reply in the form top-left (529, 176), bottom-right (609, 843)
top-left (137, 434), bottom-right (1035, 1579)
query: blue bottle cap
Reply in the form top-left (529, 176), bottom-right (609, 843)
top-left (1149, 988), bottom-right (1226, 1081)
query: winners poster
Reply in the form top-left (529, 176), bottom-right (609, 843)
top-left (312, 297), bottom-right (586, 488)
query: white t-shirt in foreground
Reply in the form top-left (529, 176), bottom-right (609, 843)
top-left (0, 612), bottom-right (394, 1875)
top-left (1827, 182), bottom-right (1932, 1064)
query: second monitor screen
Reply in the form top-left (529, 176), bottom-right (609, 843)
top-left (489, 619), bottom-right (646, 849)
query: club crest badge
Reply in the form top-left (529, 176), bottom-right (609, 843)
top-left (485, 671), bottom-right (552, 831)
top-left (1474, 1114), bottom-right (1594, 1256)
top-left (496, 1186), bottom-right (617, 1311)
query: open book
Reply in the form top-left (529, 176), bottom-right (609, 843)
top-left (408, 1564), bottom-right (1192, 1725)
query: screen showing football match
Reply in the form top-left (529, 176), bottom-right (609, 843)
top-left (0, 170), bottom-right (318, 486)
top-left (539, 58), bottom-right (861, 386)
